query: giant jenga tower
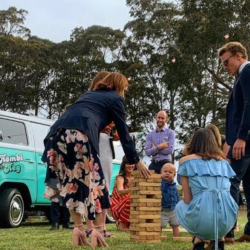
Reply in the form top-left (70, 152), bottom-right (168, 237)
top-left (130, 170), bottom-right (162, 243)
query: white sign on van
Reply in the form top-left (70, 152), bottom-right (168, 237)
top-left (0, 154), bottom-right (24, 165)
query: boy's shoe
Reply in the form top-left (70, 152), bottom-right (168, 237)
top-left (50, 222), bottom-right (59, 230)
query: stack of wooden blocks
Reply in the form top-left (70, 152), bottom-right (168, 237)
top-left (130, 170), bottom-right (162, 243)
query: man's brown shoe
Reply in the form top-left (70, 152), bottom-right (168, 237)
top-left (235, 234), bottom-right (250, 242)
top-left (224, 237), bottom-right (235, 244)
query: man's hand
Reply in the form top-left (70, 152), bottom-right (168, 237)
top-left (151, 143), bottom-right (156, 148)
top-left (157, 142), bottom-right (169, 150)
top-left (232, 139), bottom-right (246, 160)
top-left (136, 161), bottom-right (151, 179)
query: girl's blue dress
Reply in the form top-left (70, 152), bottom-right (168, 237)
top-left (175, 158), bottom-right (238, 242)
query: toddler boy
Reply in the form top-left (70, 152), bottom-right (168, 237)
top-left (161, 163), bottom-right (180, 236)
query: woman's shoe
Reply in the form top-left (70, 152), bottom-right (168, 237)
top-left (72, 224), bottom-right (91, 247)
top-left (91, 227), bottom-right (108, 248)
top-left (85, 229), bottom-right (93, 238)
top-left (192, 236), bottom-right (205, 250)
top-left (103, 229), bottom-right (113, 238)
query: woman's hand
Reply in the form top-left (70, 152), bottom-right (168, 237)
top-left (136, 161), bottom-right (151, 179)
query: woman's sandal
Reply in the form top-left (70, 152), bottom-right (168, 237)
top-left (85, 229), bottom-right (93, 238)
top-left (91, 226), bottom-right (108, 248)
top-left (72, 224), bottom-right (91, 247)
top-left (103, 229), bottom-right (113, 238)
top-left (192, 236), bottom-right (205, 250)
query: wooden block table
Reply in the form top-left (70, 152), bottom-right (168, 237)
top-left (130, 170), bottom-right (162, 243)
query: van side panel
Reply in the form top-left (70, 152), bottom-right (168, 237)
top-left (0, 146), bottom-right (37, 202)
top-left (30, 122), bottom-right (51, 204)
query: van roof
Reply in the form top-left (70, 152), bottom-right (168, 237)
top-left (0, 110), bottom-right (54, 126)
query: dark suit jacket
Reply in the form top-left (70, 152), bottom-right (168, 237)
top-left (42, 89), bottom-right (139, 164)
top-left (226, 63), bottom-right (250, 150)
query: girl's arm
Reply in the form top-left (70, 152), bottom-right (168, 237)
top-left (117, 176), bottom-right (130, 195)
top-left (181, 176), bottom-right (192, 203)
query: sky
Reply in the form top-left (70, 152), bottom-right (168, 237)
top-left (0, 0), bottom-right (130, 43)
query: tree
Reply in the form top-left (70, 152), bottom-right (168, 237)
top-left (0, 7), bottom-right (30, 38)
top-left (125, 0), bottom-right (182, 132)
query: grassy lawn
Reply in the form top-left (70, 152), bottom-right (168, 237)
top-left (0, 208), bottom-right (249, 250)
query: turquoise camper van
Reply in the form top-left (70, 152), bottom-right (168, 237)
top-left (0, 111), bottom-right (122, 228)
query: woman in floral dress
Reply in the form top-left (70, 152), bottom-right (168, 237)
top-left (42, 72), bottom-right (150, 248)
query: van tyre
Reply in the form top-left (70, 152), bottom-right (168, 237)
top-left (0, 188), bottom-right (24, 228)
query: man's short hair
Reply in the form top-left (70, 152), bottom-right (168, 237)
top-left (218, 42), bottom-right (248, 59)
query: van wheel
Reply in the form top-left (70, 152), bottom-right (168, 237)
top-left (0, 188), bottom-right (24, 228)
top-left (106, 209), bottom-right (115, 223)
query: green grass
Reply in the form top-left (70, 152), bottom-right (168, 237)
top-left (0, 209), bottom-right (250, 250)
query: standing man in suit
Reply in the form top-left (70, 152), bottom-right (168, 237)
top-left (145, 110), bottom-right (175, 174)
top-left (218, 42), bottom-right (250, 243)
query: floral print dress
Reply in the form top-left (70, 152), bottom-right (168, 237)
top-left (43, 129), bottom-right (110, 220)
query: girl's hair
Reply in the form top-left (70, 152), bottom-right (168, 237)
top-left (94, 72), bottom-right (129, 96)
top-left (206, 124), bottom-right (222, 149)
top-left (185, 128), bottom-right (224, 160)
top-left (89, 71), bottom-right (110, 90)
top-left (118, 155), bottom-right (136, 187)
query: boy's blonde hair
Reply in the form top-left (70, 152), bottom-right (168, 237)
top-left (161, 163), bottom-right (176, 173)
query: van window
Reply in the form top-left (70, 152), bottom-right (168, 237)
top-left (30, 123), bottom-right (50, 150)
top-left (0, 118), bottom-right (28, 146)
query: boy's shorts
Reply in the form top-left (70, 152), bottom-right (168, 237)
top-left (161, 208), bottom-right (179, 228)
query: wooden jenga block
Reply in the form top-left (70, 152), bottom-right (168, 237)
top-left (138, 231), bottom-right (160, 236)
top-left (130, 194), bottom-right (146, 199)
top-left (163, 228), bottom-right (188, 233)
top-left (138, 215), bottom-right (161, 219)
top-left (139, 190), bottom-right (161, 195)
top-left (138, 206), bottom-right (161, 211)
top-left (130, 226), bottom-right (140, 231)
top-left (139, 182), bottom-right (161, 187)
top-left (139, 223), bottom-right (161, 227)
top-left (139, 198), bottom-right (161, 203)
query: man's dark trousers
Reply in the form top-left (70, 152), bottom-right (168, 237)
top-left (51, 201), bottom-right (70, 225)
top-left (227, 146), bottom-right (250, 237)
top-left (148, 159), bottom-right (171, 174)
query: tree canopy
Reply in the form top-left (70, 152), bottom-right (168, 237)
top-left (1, 2), bottom-right (250, 152)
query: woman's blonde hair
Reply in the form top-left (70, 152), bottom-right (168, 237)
top-left (89, 71), bottom-right (110, 90)
top-left (206, 124), bottom-right (222, 149)
top-left (94, 72), bottom-right (129, 96)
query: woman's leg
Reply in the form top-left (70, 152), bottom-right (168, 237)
top-left (91, 213), bottom-right (108, 248)
top-left (85, 215), bottom-right (94, 236)
top-left (102, 209), bottom-right (113, 237)
top-left (70, 210), bottom-right (90, 247)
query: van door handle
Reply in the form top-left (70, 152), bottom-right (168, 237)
top-left (38, 162), bottom-right (46, 165)
top-left (25, 159), bottom-right (35, 163)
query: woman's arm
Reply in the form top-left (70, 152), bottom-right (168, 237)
top-left (181, 176), bottom-right (192, 203)
top-left (117, 176), bottom-right (130, 195)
